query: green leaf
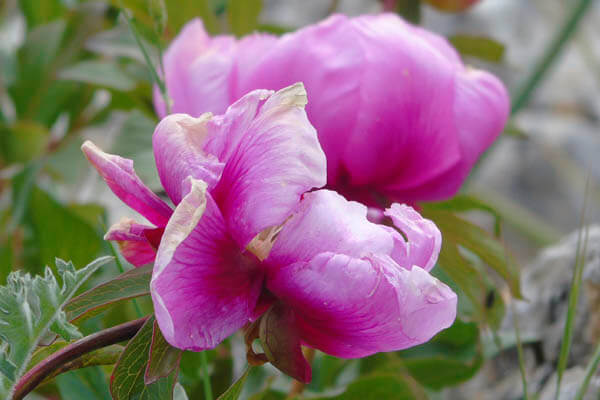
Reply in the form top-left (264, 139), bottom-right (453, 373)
top-left (18, 0), bottom-right (65, 28)
top-left (259, 303), bottom-right (310, 383)
top-left (0, 256), bottom-right (111, 398)
top-left (58, 60), bottom-right (137, 91)
top-left (448, 35), bottom-right (505, 63)
top-left (395, 0), bottom-right (421, 24)
top-left (57, 366), bottom-right (112, 400)
top-left (27, 186), bottom-right (104, 269)
top-left (397, 320), bottom-right (483, 390)
top-left (312, 374), bottom-right (418, 400)
top-left (0, 121), bottom-right (49, 164)
top-left (65, 264), bottom-right (152, 323)
top-left (423, 209), bottom-right (522, 298)
top-left (167, 0), bottom-right (219, 35)
top-left (111, 315), bottom-right (179, 400)
top-left (217, 368), bottom-right (251, 400)
top-left (227, 0), bottom-right (262, 37)
top-left (426, 194), bottom-right (502, 237)
top-left (112, 109), bottom-right (160, 189)
top-left (145, 319), bottom-right (182, 384)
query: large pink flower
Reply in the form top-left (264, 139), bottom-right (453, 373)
top-left (151, 182), bottom-right (456, 380)
top-left (83, 83), bottom-right (326, 267)
top-left (155, 13), bottom-right (509, 205)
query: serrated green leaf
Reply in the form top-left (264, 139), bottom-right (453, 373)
top-left (0, 256), bottom-right (111, 398)
top-left (227, 0), bottom-right (262, 37)
top-left (449, 34), bottom-right (505, 63)
top-left (58, 60), bottom-right (137, 90)
top-left (65, 264), bottom-right (152, 323)
top-left (145, 319), bottom-right (182, 384)
top-left (111, 315), bottom-right (178, 400)
top-left (217, 367), bottom-right (251, 400)
top-left (424, 209), bottom-right (522, 298)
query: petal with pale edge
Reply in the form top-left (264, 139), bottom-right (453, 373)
top-left (153, 113), bottom-right (225, 204)
top-left (266, 190), bottom-right (394, 268)
top-left (105, 218), bottom-right (159, 267)
top-left (267, 252), bottom-right (457, 358)
top-left (384, 203), bottom-right (441, 271)
top-left (151, 178), bottom-right (263, 351)
top-left (154, 84), bottom-right (326, 248)
top-left (81, 141), bottom-right (172, 226)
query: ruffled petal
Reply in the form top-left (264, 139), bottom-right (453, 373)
top-left (209, 83), bottom-right (327, 248)
top-left (81, 141), bottom-right (172, 226)
top-left (151, 178), bottom-right (263, 351)
top-left (267, 252), bottom-right (457, 358)
top-left (104, 218), bottom-right (159, 267)
top-left (153, 113), bottom-right (225, 205)
top-left (384, 203), bottom-right (441, 271)
top-left (266, 189), bottom-right (394, 268)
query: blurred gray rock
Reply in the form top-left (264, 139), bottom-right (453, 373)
top-left (446, 226), bottom-right (600, 400)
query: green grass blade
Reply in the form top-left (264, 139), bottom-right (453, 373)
top-left (555, 176), bottom-right (591, 399)
top-left (511, 0), bottom-right (594, 114)
top-left (511, 300), bottom-right (529, 399)
top-left (574, 340), bottom-right (600, 400)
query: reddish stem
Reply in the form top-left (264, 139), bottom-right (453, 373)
top-left (12, 316), bottom-right (149, 400)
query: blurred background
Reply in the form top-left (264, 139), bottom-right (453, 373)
top-left (1, 0), bottom-right (599, 399)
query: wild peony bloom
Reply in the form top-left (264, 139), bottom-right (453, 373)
top-left (83, 83), bottom-right (326, 267)
top-left (154, 13), bottom-right (509, 205)
top-left (151, 182), bottom-right (456, 381)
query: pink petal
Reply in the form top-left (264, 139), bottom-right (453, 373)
top-left (265, 190), bottom-right (394, 269)
top-left (151, 178), bottom-right (263, 351)
top-left (453, 68), bottom-right (510, 171)
top-left (155, 84), bottom-right (326, 248)
top-left (104, 218), bottom-right (158, 267)
top-left (384, 203), bottom-right (442, 271)
top-left (268, 252), bottom-right (457, 358)
top-left (153, 113), bottom-right (225, 205)
top-left (236, 15), bottom-right (364, 182)
top-left (211, 83), bottom-right (326, 248)
top-left (339, 14), bottom-right (462, 190)
top-left (81, 141), bottom-right (172, 226)
top-left (154, 19), bottom-right (236, 118)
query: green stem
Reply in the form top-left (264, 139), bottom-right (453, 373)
top-left (511, 0), bottom-right (593, 114)
top-left (12, 317), bottom-right (148, 400)
top-left (200, 351), bottom-right (213, 400)
top-left (119, 4), bottom-right (171, 113)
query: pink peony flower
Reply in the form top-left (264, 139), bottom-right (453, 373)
top-left (154, 13), bottom-right (509, 205)
top-left (83, 83), bottom-right (326, 267)
top-left (151, 182), bottom-right (456, 381)
top-left (85, 83), bottom-right (456, 381)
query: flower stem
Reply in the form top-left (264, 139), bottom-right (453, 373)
top-left (12, 316), bottom-right (149, 400)
top-left (200, 351), bottom-right (213, 400)
top-left (511, 0), bottom-right (593, 114)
